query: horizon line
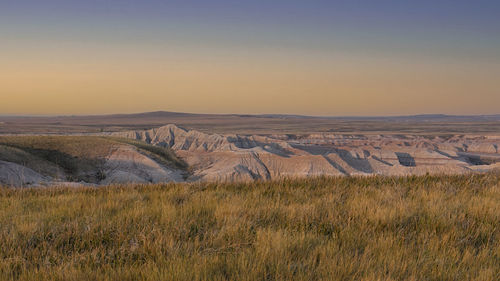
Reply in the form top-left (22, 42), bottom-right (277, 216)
top-left (1, 110), bottom-right (500, 119)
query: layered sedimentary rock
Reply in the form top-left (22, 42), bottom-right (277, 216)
top-left (101, 145), bottom-right (184, 185)
top-left (111, 124), bottom-right (500, 181)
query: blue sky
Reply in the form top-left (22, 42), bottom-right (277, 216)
top-left (1, 0), bottom-right (499, 115)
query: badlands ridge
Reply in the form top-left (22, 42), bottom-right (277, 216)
top-left (1, 123), bottom-right (499, 186)
top-left (110, 124), bottom-right (500, 182)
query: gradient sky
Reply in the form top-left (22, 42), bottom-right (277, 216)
top-left (1, 0), bottom-right (499, 116)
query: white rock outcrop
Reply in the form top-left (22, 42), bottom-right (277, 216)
top-left (111, 124), bottom-right (500, 182)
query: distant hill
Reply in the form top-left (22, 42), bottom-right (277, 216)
top-left (1, 111), bottom-right (499, 135)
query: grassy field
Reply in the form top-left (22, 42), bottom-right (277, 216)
top-left (0, 174), bottom-right (499, 281)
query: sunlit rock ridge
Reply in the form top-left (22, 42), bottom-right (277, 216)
top-left (110, 124), bottom-right (500, 182)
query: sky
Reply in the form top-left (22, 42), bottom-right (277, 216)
top-left (1, 0), bottom-right (499, 116)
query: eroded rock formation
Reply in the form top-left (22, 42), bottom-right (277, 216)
top-left (111, 124), bottom-right (500, 181)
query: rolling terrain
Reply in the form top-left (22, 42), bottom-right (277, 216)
top-left (0, 112), bottom-right (499, 186)
top-left (0, 136), bottom-right (186, 186)
top-left (1, 113), bottom-right (499, 281)
top-left (1, 111), bottom-right (500, 135)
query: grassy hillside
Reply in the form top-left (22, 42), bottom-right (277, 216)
top-left (0, 174), bottom-right (499, 280)
top-left (0, 136), bottom-right (186, 183)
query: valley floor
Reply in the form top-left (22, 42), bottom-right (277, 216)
top-left (1, 174), bottom-right (499, 281)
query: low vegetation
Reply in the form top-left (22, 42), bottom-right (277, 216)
top-left (0, 136), bottom-right (186, 182)
top-left (0, 174), bottom-right (499, 280)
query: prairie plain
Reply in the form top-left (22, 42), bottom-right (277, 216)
top-left (1, 174), bottom-right (499, 281)
top-left (1, 111), bottom-right (500, 135)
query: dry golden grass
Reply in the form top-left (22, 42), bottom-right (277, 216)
top-left (0, 174), bottom-right (499, 280)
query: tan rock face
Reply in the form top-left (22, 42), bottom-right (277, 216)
top-left (101, 145), bottom-right (184, 185)
top-left (111, 124), bottom-right (500, 182)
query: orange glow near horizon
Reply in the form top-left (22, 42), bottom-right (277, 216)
top-left (2, 44), bottom-right (500, 116)
top-left (2, 1), bottom-right (500, 116)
